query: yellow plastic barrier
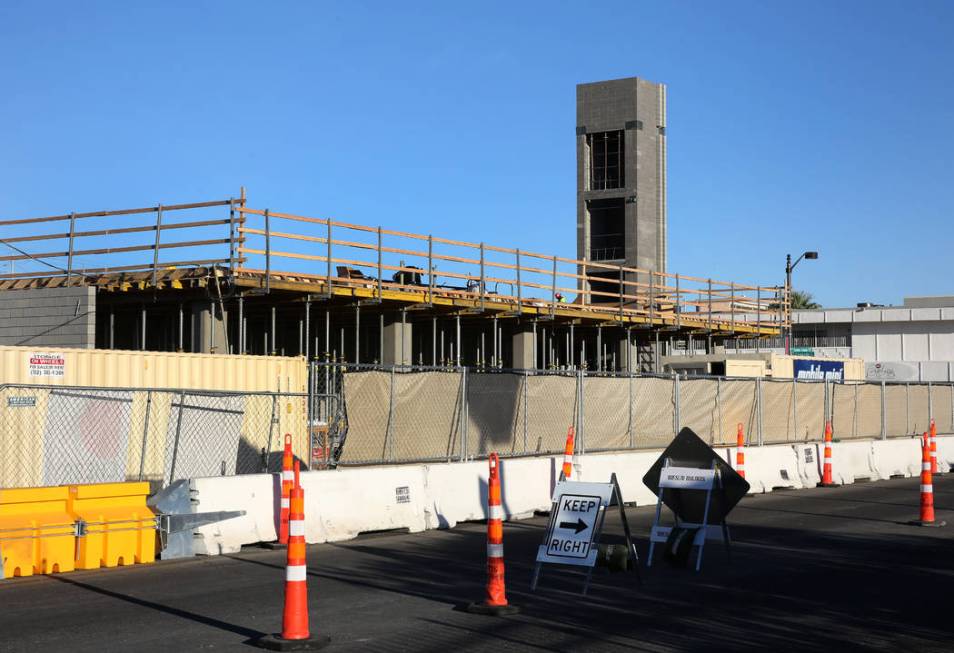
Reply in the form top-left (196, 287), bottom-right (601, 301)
top-left (68, 482), bottom-right (157, 569)
top-left (0, 486), bottom-right (76, 578)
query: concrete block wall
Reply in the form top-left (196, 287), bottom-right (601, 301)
top-left (0, 287), bottom-right (96, 348)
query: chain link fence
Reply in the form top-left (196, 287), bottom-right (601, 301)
top-left (0, 385), bottom-right (308, 489)
top-left (317, 362), bottom-right (954, 466)
top-left (4, 367), bottom-right (953, 488)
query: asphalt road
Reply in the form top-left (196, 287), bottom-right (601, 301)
top-left (2, 475), bottom-right (953, 652)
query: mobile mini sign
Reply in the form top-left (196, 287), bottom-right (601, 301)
top-left (793, 359), bottom-right (843, 381)
top-left (29, 352), bottom-right (65, 377)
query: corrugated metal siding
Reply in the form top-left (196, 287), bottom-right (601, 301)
top-left (0, 346), bottom-right (306, 392)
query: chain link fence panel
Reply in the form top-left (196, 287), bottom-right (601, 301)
top-left (582, 375), bottom-right (631, 452)
top-left (760, 379), bottom-right (795, 444)
top-left (718, 379), bottom-right (758, 446)
top-left (633, 376), bottom-right (677, 449)
top-left (678, 378), bottom-right (719, 444)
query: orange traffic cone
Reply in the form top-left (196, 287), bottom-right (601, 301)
top-left (735, 423), bottom-right (746, 479)
top-left (254, 461), bottom-right (330, 650)
top-left (466, 453), bottom-right (520, 616)
top-left (561, 426), bottom-right (575, 481)
top-left (818, 421), bottom-right (837, 487)
top-left (912, 434), bottom-right (945, 528)
top-left (930, 419), bottom-right (940, 475)
top-left (280, 434), bottom-right (294, 545)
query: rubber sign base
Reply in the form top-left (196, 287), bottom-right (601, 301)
top-left (251, 634), bottom-right (331, 651)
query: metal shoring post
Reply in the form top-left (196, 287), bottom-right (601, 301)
top-left (108, 307), bottom-right (115, 349)
top-left (271, 306), bottom-right (276, 355)
top-left (532, 320), bottom-right (537, 370)
top-left (597, 327), bottom-right (602, 373)
top-left (455, 314), bottom-right (461, 367)
top-left (881, 380), bottom-right (887, 440)
top-left (542, 326), bottom-right (547, 369)
top-left (492, 315), bottom-right (498, 368)
top-left (305, 297), bottom-right (311, 360)
top-left (570, 324), bottom-right (575, 368)
top-left (208, 301), bottom-right (214, 353)
top-left (237, 296), bottom-right (244, 355)
top-left (138, 390), bottom-right (153, 481)
top-left (141, 305), bottom-right (147, 351)
top-left (264, 209), bottom-right (271, 295)
top-left (432, 316), bottom-right (437, 366)
top-left (66, 212), bottom-right (75, 287)
top-left (298, 318), bottom-right (303, 357)
top-left (655, 330), bottom-right (660, 373)
top-left (152, 204), bottom-right (163, 288)
top-left (401, 308), bottom-right (407, 367)
top-left (169, 391), bottom-right (186, 486)
top-left (379, 313), bottom-right (384, 364)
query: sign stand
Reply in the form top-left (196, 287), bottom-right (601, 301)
top-left (647, 458), bottom-right (731, 572)
top-left (531, 473), bottom-right (640, 595)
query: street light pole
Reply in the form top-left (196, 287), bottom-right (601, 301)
top-left (785, 251), bottom-right (818, 356)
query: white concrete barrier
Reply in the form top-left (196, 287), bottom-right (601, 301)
top-left (299, 465), bottom-right (428, 544)
top-left (738, 445), bottom-right (802, 493)
top-left (871, 438), bottom-right (922, 478)
top-left (421, 457), bottom-right (553, 530)
top-left (832, 440), bottom-right (878, 484)
top-left (186, 436), bottom-right (949, 555)
top-left (192, 473), bottom-right (275, 555)
top-left (793, 442), bottom-right (822, 488)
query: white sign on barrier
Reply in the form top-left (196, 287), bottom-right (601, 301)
top-left (659, 467), bottom-right (715, 490)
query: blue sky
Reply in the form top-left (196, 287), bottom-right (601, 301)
top-left (0, 1), bottom-right (951, 307)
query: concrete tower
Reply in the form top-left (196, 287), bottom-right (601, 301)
top-left (576, 76), bottom-right (667, 301)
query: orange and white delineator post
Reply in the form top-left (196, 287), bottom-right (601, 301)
top-left (818, 421), bottom-right (836, 487)
top-left (254, 461), bottom-right (330, 651)
top-left (465, 453), bottom-right (519, 616)
top-left (913, 434), bottom-right (945, 528)
top-left (930, 419), bottom-right (939, 475)
top-left (561, 426), bottom-right (575, 480)
top-left (279, 434), bottom-right (294, 545)
top-left (735, 423), bottom-right (745, 479)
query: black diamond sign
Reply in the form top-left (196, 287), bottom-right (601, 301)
top-left (642, 427), bottom-right (750, 524)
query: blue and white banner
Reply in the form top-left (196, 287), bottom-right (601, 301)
top-left (793, 359), bottom-right (844, 381)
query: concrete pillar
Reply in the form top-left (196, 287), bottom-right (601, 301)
top-left (381, 316), bottom-right (412, 366)
top-left (512, 328), bottom-right (535, 370)
top-left (191, 302), bottom-right (228, 354)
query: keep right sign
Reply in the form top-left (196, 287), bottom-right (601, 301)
top-left (536, 480), bottom-right (614, 567)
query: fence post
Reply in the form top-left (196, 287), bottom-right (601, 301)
top-left (852, 382), bottom-right (859, 439)
top-left (523, 369), bottom-right (529, 453)
top-left (578, 369), bottom-right (585, 455)
top-left (673, 374), bottom-right (680, 437)
top-left (881, 381), bottom-right (887, 440)
top-left (459, 366), bottom-right (468, 462)
top-left (905, 382), bottom-right (910, 434)
top-left (792, 378), bottom-right (798, 442)
top-left (824, 379), bottom-right (831, 434)
top-left (169, 391), bottom-right (186, 486)
top-left (387, 366), bottom-right (396, 463)
top-left (756, 377), bottom-right (764, 446)
top-left (716, 376), bottom-right (723, 444)
top-left (928, 381), bottom-right (933, 426)
top-left (628, 370), bottom-right (634, 449)
top-left (138, 391), bottom-right (153, 482)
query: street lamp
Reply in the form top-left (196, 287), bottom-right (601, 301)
top-left (784, 251), bottom-right (818, 354)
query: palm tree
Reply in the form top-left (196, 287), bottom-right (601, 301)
top-left (790, 290), bottom-right (821, 309)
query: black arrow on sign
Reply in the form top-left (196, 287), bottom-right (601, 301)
top-left (558, 518), bottom-right (588, 534)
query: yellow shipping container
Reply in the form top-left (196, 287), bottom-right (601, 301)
top-left (0, 346), bottom-right (306, 392)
